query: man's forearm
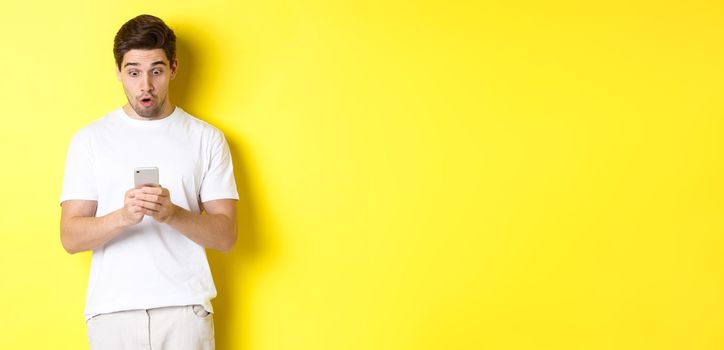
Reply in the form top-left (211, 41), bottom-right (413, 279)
top-left (166, 205), bottom-right (237, 252)
top-left (61, 209), bottom-right (132, 254)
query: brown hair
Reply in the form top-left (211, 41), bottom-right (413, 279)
top-left (113, 14), bottom-right (176, 70)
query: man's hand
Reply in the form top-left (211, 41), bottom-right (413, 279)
top-left (134, 185), bottom-right (179, 223)
top-left (122, 188), bottom-right (145, 225)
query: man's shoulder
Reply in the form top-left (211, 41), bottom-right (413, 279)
top-left (176, 108), bottom-right (226, 139)
top-left (70, 108), bottom-right (120, 140)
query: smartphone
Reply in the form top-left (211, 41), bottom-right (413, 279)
top-left (134, 167), bottom-right (159, 188)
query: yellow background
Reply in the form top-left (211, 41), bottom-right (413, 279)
top-left (1, 0), bottom-right (723, 349)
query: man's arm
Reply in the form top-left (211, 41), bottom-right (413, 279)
top-left (60, 190), bottom-right (145, 254)
top-left (167, 199), bottom-right (238, 253)
top-left (134, 186), bottom-right (237, 252)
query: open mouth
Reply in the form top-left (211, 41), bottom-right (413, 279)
top-left (140, 97), bottom-right (154, 107)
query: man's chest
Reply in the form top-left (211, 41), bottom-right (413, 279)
top-left (91, 130), bottom-right (206, 198)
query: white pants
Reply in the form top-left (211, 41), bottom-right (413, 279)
top-left (86, 305), bottom-right (215, 350)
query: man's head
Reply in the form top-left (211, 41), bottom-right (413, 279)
top-left (114, 15), bottom-right (178, 119)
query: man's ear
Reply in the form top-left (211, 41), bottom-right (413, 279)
top-left (170, 59), bottom-right (179, 80)
top-left (116, 64), bottom-right (122, 81)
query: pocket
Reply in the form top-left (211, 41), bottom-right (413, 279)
top-left (191, 304), bottom-right (211, 318)
top-left (189, 305), bottom-right (215, 347)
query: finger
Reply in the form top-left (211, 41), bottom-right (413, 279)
top-left (136, 193), bottom-right (161, 203)
top-left (138, 201), bottom-right (161, 211)
top-left (134, 199), bottom-right (149, 210)
top-left (144, 186), bottom-right (169, 197)
top-left (134, 197), bottom-right (166, 210)
top-left (150, 194), bottom-right (161, 202)
top-left (142, 208), bottom-right (160, 216)
top-left (142, 186), bottom-right (163, 195)
top-left (130, 201), bottom-right (145, 209)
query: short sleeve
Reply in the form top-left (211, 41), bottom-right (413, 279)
top-left (199, 130), bottom-right (239, 203)
top-left (59, 130), bottom-right (98, 204)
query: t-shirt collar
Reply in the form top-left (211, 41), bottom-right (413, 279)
top-left (116, 106), bottom-right (180, 127)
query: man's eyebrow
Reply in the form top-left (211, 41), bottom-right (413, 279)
top-left (122, 61), bottom-right (168, 68)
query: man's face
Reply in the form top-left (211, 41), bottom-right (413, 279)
top-left (116, 49), bottom-right (177, 119)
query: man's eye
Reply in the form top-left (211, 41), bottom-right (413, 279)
top-left (129, 71), bottom-right (139, 77)
top-left (153, 70), bottom-right (162, 75)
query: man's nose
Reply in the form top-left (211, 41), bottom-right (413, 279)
top-left (141, 74), bottom-right (154, 92)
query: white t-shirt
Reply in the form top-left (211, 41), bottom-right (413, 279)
top-left (60, 106), bottom-right (239, 321)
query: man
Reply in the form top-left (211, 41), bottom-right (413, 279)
top-left (60, 14), bottom-right (237, 350)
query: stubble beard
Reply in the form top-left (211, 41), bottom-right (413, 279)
top-left (130, 95), bottom-right (166, 119)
